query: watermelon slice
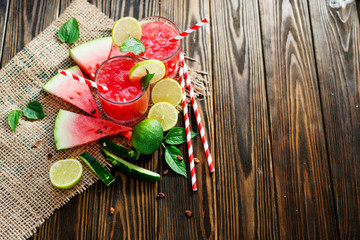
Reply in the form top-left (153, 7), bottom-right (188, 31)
top-left (54, 110), bottom-right (132, 150)
top-left (109, 42), bottom-right (121, 58)
top-left (69, 37), bottom-right (112, 79)
top-left (42, 66), bottom-right (101, 118)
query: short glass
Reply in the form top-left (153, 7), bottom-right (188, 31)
top-left (95, 56), bottom-right (150, 126)
top-left (139, 16), bottom-right (182, 79)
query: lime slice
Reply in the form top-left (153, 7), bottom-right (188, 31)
top-left (148, 102), bottom-right (178, 131)
top-left (49, 159), bottom-right (83, 189)
top-left (112, 17), bottom-right (142, 47)
top-left (129, 60), bottom-right (166, 84)
top-left (151, 78), bottom-right (182, 107)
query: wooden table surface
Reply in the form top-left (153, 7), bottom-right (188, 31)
top-left (1, 0), bottom-right (360, 239)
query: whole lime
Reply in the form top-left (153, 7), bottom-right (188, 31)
top-left (131, 119), bottom-right (163, 154)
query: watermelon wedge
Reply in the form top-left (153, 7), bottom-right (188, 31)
top-left (109, 42), bottom-right (121, 58)
top-left (54, 110), bottom-right (132, 150)
top-left (42, 66), bottom-right (101, 118)
top-left (69, 37), bottom-right (112, 79)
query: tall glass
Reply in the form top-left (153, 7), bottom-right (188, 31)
top-left (139, 16), bottom-right (182, 79)
top-left (95, 56), bottom-right (150, 126)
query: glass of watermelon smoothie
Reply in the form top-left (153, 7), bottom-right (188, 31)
top-left (95, 56), bottom-right (150, 125)
top-left (139, 16), bottom-right (182, 79)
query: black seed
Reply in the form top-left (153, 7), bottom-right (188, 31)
top-left (91, 109), bottom-right (96, 115)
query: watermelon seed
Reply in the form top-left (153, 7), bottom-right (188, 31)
top-left (91, 109), bottom-right (96, 115)
top-left (97, 130), bottom-right (103, 134)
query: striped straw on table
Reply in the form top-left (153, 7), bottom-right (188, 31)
top-left (58, 69), bottom-right (108, 91)
top-left (179, 64), bottom-right (198, 191)
top-left (180, 54), bottom-right (215, 172)
top-left (169, 18), bottom-right (209, 43)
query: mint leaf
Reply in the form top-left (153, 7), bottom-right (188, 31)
top-left (141, 73), bottom-right (155, 91)
top-left (8, 110), bottom-right (22, 132)
top-left (58, 18), bottom-right (80, 44)
top-left (165, 146), bottom-right (187, 178)
top-left (164, 127), bottom-right (199, 145)
top-left (120, 38), bottom-right (145, 55)
top-left (23, 101), bottom-right (45, 120)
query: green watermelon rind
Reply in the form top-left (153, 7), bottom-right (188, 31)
top-left (101, 148), bottom-right (160, 183)
top-left (54, 109), bottom-right (71, 150)
top-left (69, 37), bottom-right (112, 75)
top-left (43, 65), bottom-right (101, 117)
top-left (42, 65), bottom-right (82, 92)
top-left (54, 110), bottom-right (132, 150)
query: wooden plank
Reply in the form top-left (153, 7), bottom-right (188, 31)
top-left (159, 0), bottom-right (217, 239)
top-left (258, 0), bottom-right (339, 238)
top-left (1, 0), bottom-right (60, 68)
top-left (0, 0), bottom-right (10, 66)
top-left (308, 0), bottom-right (360, 238)
top-left (33, 0), bottom-right (160, 239)
top-left (210, 0), bottom-right (277, 239)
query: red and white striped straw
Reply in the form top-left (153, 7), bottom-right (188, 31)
top-left (180, 54), bottom-right (215, 172)
top-left (58, 69), bottom-right (109, 91)
top-left (179, 64), bottom-right (197, 191)
top-left (169, 18), bottom-right (209, 43)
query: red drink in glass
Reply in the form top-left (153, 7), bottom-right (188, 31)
top-left (95, 56), bottom-right (150, 125)
top-left (139, 17), bottom-right (181, 78)
top-left (109, 16), bottom-right (181, 79)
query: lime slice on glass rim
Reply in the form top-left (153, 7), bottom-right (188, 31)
top-left (112, 17), bottom-right (142, 47)
top-left (129, 60), bottom-right (166, 84)
top-left (147, 102), bottom-right (178, 131)
top-left (49, 159), bottom-right (83, 189)
top-left (151, 78), bottom-right (182, 107)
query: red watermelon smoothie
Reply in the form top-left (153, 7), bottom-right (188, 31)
top-left (110, 17), bottom-right (181, 79)
top-left (139, 17), bottom-right (181, 78)
top-left (95, 56), bottom-right (150, 125)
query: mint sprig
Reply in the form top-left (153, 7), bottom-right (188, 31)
top-left (120, 38), bottom-right (145, 55)
top-left (22, 101), bottom-right (46, 120)
top-left (161, 127), bottom-right (199, 177)
top-left (8, 110), bottom-right (22, 132)
top-left (164, 127), bottom-right (199, 145)
top-left (140, 72), bottom-right (155, 91)
top-left (58, 18), bottom-right (80, 44)
top-left (164, 146), bottom-right (187, 178)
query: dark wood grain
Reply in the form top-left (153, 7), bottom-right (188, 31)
top-left (0, 0), bottom-right (358, 239)
top-left (308, 0), bottom-right (360, 238)
top-left (0, 0), bottom-right (10, 66)
top-left (1, 0), bottom-right (60, 68)
top-left (159, 0), bottom-right (217, 239)
top-left (210, 0), bottom-right (278, 239)
top-left (258, 0), bottom-right (339, 238)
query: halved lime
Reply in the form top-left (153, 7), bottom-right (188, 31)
top-left (151, 78), bottom-right (182, 107)
top-left (129, 60), bottom-right (166, 84)
top-left (49, 159), bottom-right (83, 189)
top-left (148, 102), bottom-right (178, 131)
top-left (112, 17), bottom-right (142, 47)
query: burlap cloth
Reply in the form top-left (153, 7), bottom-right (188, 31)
top-left (0, 0), bottom-right (207, 239)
